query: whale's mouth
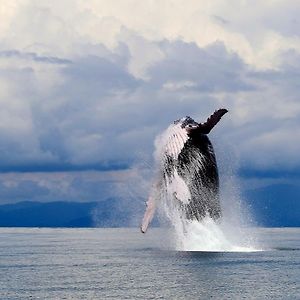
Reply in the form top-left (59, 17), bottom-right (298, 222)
top-left (185, 123), bottom-right (199, 133)
top-left (173, 116), bottom-right (199, 132)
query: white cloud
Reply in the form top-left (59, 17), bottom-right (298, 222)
top-left (0, 170), bottom-right (137, 204)
top-left (118, 30), bottom-right (165, 79)
top-left (163, 80), bottom-right (197, 91)
top-left (1, 1), bottom-right (299, 69)
top-left (0, 0), bottom-right (299, 177)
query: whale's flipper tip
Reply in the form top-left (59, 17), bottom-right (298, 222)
top-left (199, 108), bottom-right (228, 134)
top-left (219, 108), bottom-right (228, 114)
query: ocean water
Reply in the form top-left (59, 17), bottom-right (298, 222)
top-left (0, 227), bottom-right (299, 299)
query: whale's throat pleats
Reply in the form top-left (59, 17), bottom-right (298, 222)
top-left (163, 124), bottom-right (188, 159)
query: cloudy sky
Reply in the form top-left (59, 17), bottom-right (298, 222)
top-left (0, 0), bottom-right (299, 205)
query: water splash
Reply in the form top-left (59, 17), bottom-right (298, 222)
top-left (175, 219), bottom-right (258, 252)
top-left (157, 185), bottom-right (261, 252)
top-left (152, 124), bottom-right (262, 252)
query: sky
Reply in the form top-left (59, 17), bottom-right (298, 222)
top-left (0, 0), bottom-right (299, 205)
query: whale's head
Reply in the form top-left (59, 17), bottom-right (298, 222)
top-left (174, 116), bottom-right (199, 133)
top-left (174, 109), bottom-right (228, 135)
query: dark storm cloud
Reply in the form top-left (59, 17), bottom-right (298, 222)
top-left (0, 50), bottom-right (72, 64)
top-left (0, 38), bottom-right (299, 175)
top-left (148, 41), bottom-right (254, 92)
top-left (0, 163), bottom-right (129, 173)
top-left (29, 40), bottom-right (251, 171)
top-left (0, 45), bottom-right (139, 172)
top-left (61, 54), bottom-right (139, 95)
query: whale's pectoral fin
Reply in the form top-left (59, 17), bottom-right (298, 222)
top-left (198, 108), bottom-right (228, 134)
top-left (140, 195), bottom-right (156, 234)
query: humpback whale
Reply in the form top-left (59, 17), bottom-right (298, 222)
top-left (141, 108), bottom-right (228, 233)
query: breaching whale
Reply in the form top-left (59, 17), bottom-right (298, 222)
top-left (141, 108), bottom-right (228, 233)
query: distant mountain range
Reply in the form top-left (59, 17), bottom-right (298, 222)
top-left (0, 183), bottom-right (299, 227)
top-left (0, 201), bottom-right (95, 227)
top-left (0, 199), bottom-right (133, 228)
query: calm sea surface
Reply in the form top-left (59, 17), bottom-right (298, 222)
top-left (0, 227), bottom-right (299, 299)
